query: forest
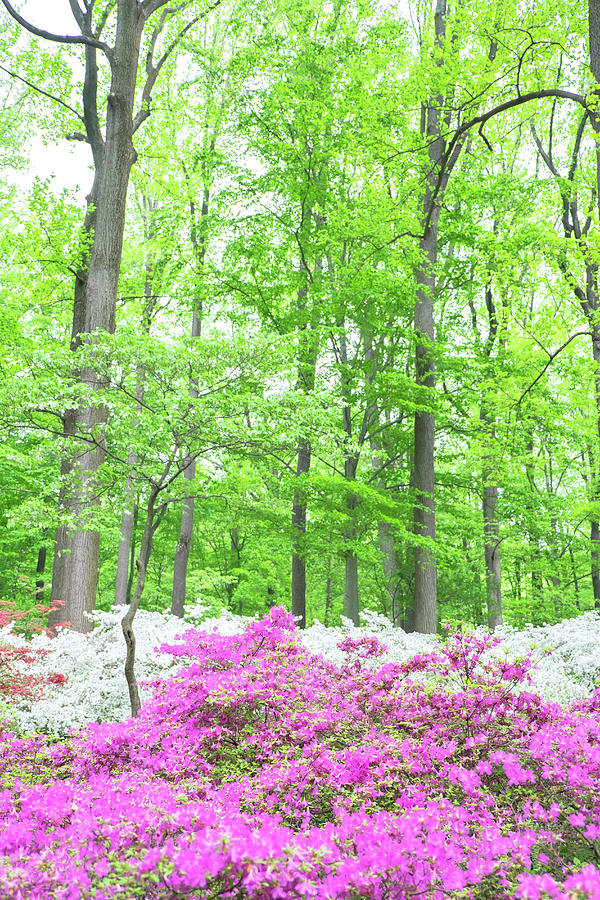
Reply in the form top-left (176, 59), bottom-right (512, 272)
top-left (7, 3), bottom-right (600, 898)
top-left (0, 0), bottom-right (599, 639)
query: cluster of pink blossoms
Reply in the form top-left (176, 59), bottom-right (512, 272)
top-left (2, 605), bottom-right (600, 898)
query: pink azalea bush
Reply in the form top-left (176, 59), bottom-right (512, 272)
top-left (2, 607), bottom-right (600, 898)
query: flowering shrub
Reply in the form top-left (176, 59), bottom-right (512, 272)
top-left (6, 605), bottom-right (600, 735)
top-left (497, 611), bottom-right (600, 703)
top-left (0, 598), bottom-right (66, 717)
top-left (2, 607), bottom-right (600, 898)
top-left (0, 605), bottom-right (225, 734)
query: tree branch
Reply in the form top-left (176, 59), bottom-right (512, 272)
top-left (515, 330), bottom-right (590, 407)
top-left (0, 63), bottom-right (85, 123)
top-left (133, 0), bottom-right (222, 134)
top-left (0, 0), bottom-right (111, 53)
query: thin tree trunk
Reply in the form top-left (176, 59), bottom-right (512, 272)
top-left (343, 461), bottom-right (359, 625)
top-left (533, 6), bottom-right (600, 611)
top-left (122, 486), bottom-right (159, 718)
top-left (171, 180), bottom-right (209, 617)
top-left (378, 522), bottom-right (400, 625)
top-left (126, 502), bottom-right (138, 603)
top-left (569, 545), bottom-right (581, 609)
top-left (115, 499), bottom-right (135, 607)
top-left (591, 341), bottom-right (600, 609)
top-left (524, 438), bottom-right (544, 615)
top-left (115, 199), bottom-right (158, 605)
top-left (476, 282), bottom-right (504, 630)
top-left (115, 370), bottom-right (146, 607)
top-left (482, 480), bottom-right (502, 628)
top-left (35, 545), bottom-right (46, 601)
top-left (324, 556), bottom-right (332, 627)
top-left (592, 520), bottom-right (600, 609)
top-left (364, 334), bottom-right (400, 625)
top-left (290, 249), bottom-right (322, 628)
top-left (515, 557), bottom-right (522, 609)
top-left (291, 439), bottom-right (311, 629)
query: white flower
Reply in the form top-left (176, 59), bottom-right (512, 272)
top-left (7, 604), bottom-right (600, 735)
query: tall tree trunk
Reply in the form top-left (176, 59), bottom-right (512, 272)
top-left (533, 4), bottom-right (600, 610)
top-left (171, 180), bottom-right (210, 617)
top-left (524, 437), bottom-right (544, 615)
top-left (412, 0), bottom-right (450, 634)
top-left (291, 439), bottom-right (311, 629)
top-left (114, 495), bottom-right (135, 607)
top-left (592, 520), bottom-right (600, 608)
top-left (49, 29), bottom-right (103, 628)
top-left (170, 309), bottom-right (201, 618)
top-left (323, 556), bottom-right (332, 627)
top-left (476, 282), bottom-right (504, 630)
top-left (115, 200), bottom-right (159, 606)
top-left (50, 1), bottom-right (144, 632)
top-left (364, 333), bottom-right (400, 625)
top-left (591, 340), bottom-right (600, 609)
top-left (290, 248), bottom-right (323, 628)
top-left (126, 502), bottom-right (138, 603)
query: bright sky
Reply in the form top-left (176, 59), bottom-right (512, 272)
top-left (10, 2), bottom-right (94, 198)
top-left (23, 0), bottom-right (78, 30)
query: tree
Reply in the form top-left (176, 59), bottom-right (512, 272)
top-left (0, 0), bottom-right (222, 632)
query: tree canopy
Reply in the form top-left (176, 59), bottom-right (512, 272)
top-left (0, 0), bottom-right (599, 636)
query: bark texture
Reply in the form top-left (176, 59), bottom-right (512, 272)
top-left (51, 1), bottom-right (145, 632)
top-left (122, 486), bottom-right (159, 718)
top-left (412, 0), bottom-right (447, 635)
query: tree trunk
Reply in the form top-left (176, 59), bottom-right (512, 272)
top-left (291, 439), bottom-right (311, 629)
top-left (290, 249), bottom-right (322, 628)
top-left (51, 1), bottom-right (145, 632)
top-left (378, 522), bottom-right (400, 625)
top-left (171, 180), bottom-right (209, 617)
top-left (324, 556), bottom-right (332, 627)
top-left (115, 201), bottom-right (158, 606)
top-left (126, 502), bottom-right (138, 603)
top-left (343, 485), bottom-right (359, 625)
top-left (122, 486), bottom-right (159, 719)
top-left (115, 499), bottom-right (135, 606)
top-left (171, 305), bottom-right (202, 617)
top-left (592, 520), bottom-right (600, 609)
top-left (115, 370), bottom-right (146, 607)
top-left (171, 492), bottom-right (195, 618)
top-left (482, 480), bottom-right (502, 629)
top-left (412, 0), bottom-right (449, 635)
top-left (367, 364), bottom-right (401, 626)
top-left (591, 339), bottom-right (600, 608)
top-left (35, 544), bottom-right (46, 601)
top-left (481, 405), bottom-right (502, 629)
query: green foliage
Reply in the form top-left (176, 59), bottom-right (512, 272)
top-left (0, 0), bottom-right (598, 632)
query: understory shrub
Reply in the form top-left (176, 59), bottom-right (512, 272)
top-left (2, 607), bottom-right (600, 898)
top-left (5, 605), bottom-right (599, 736)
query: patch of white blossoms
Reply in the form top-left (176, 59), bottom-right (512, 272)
top-left (4, 605), bottom-right (600, 735)
top-left (495, 611), bottom-right (600, 706)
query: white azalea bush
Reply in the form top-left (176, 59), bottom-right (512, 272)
top-left (2, 604), bottom-right (251, 735)
top-left (3, 603), bottom-right (600, 735)
top-left (496, 611), bottom-right (600, 704)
